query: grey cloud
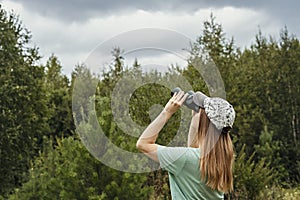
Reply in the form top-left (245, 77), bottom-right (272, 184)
top-left (4, 0), bottom-right (299, 76)
top-left (8, 0), bottom-right (300, 24)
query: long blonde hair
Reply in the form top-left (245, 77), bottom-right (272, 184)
top-left (191, 109), bottom-right (234, 193)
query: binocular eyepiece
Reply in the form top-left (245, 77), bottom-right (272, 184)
top-left (171, 87), bottom-right (200, 112)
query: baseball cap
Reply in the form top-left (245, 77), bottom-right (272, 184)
top-left (193, 92), bottom-right (236, 130)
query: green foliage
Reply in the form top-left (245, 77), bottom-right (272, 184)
top-left (1, 6), bottom-right (299, 199)
top-left (10, 135), bottom-right (152, 200)
top-left (71, 52), bottom-right (156, 199)
top-left (45, 55), bottom-right (74, 138)
top-left (0, 5), bottom-right (49, 196)
top-left (231, 145), bottom-right (275, 199)
top-left (191, 13), bottom-right (237, 92)
top-left (254, 126), bottom-right (287, 183)
top-left (231, 28), bottom-right (300, 184)
top-left (259, 185), bottom-right (300, 200)
top-left (9, 137), bottom-right (104, 199)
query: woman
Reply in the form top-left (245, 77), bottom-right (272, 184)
top-left (136, 90), bottom-right (235, 199)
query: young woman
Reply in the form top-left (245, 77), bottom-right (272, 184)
top-left (136, 90), bottom-right (235, 199)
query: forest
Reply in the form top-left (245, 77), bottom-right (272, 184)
top-left (0, 5), bottom-right (300, 200)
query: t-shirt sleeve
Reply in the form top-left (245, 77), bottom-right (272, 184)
top-left (157, 145), bottom-right (188, 176)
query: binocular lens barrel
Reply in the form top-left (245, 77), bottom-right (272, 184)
top-left (170, 87), bottom-right (200, 112)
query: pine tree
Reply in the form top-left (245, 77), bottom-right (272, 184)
top-left (0, 6), bottom-right (49, 196)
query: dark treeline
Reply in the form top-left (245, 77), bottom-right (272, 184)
top-left (0, 6), bottom-right (299, 200)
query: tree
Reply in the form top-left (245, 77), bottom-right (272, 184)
top-left (231, 145), bottom-right (275, 199)
top-left (274, 28), bottom-right (300, 183)
top-left (233, 28), bottom-right (300, 184)
top-left (44, 55), bottom-right (74, 138)
top-left (72, 52), bottom-right (156, 199)
top-left (0, 6), bottom-right (49, 196)
top-left (254, 126), bottom-right (286, 183)
top-left (191, 13), bottom-right (237, 91)
top-left (9, 137), bottom-right (105, 200)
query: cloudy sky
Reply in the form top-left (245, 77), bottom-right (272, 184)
top-left (1, 0), bottom-right (299, 75)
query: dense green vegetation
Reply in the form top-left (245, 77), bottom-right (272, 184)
top-left (0, 5), bottom-right (299, 199)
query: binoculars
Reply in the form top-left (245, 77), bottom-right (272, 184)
top-left (171, 87), bottom-right (200, 112)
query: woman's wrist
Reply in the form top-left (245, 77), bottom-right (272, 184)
top-left (162, 109), bottom-right (173, 120)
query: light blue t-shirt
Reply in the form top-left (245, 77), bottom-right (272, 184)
top-left (157, 145), bottom-right (224, 200)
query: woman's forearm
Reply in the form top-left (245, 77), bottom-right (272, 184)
top-left (136, 110), bottom-right (171, 147)
top-left (136, 91), bottom-right (187, 157)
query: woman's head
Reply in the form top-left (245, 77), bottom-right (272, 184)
top-left (188, 94), bottom-right (235, 193)
top-left (199, 111), bottom-right (234, 193)
top-left (188, 109), bottom-right (209, 148)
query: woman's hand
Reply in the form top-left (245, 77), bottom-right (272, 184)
top-left (164, 91), bottom-right (188, 118)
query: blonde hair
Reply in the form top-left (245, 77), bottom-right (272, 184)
top-left (191, 109), bottom-right (234, 193)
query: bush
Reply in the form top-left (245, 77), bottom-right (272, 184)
top-left (9, 137), bottom-right (103, 199)
top-left (9, 137), bottom-right (153, 199)
top-left (259, 185), bottom-right (300, 200)
top-left (229, 145), bottom-right (275, 199)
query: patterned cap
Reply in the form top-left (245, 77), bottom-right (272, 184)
top-left (194, 92), bottom-right (235, 130)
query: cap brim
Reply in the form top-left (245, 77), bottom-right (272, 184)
top-left (193, 91), bottom-right (208, 108)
